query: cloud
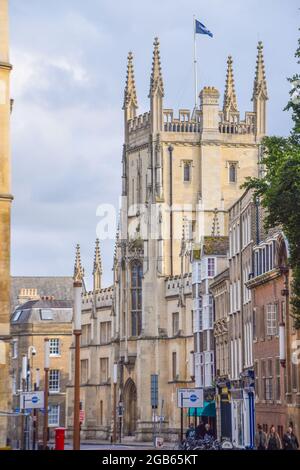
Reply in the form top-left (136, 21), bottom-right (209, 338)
top-left (9, 0), bottom-right (299, 287)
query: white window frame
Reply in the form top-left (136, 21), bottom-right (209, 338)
top-left (49, 370), bottom-right (60, 393)
top-left (48, 404), bottom-right (60, 427)
top-left (49, 339), bottom-right (60, 357)
top-left (266, 304), bottom-right (278, 337)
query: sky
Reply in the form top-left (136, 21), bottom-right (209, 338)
top-left (9, 0), bottom-right (299, 289)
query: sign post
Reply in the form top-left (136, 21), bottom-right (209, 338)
top-left (177, 388), bottom-right (204, 442)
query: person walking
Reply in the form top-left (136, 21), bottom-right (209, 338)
top-left (186, 423), bottom-right (196, 440)
top-left (255, 424), bottom-right (267, 450)
top-left (282, 426), bottom-right (299, 450)
top-left (195, 420), bottom-right (205, 440)
top-left (266, 425), bottom-right (281, 450)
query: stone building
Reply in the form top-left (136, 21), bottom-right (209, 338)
top-left (227, 189), bottom-right (256, 448)
top-left (10, 298), bottom-right (73, 447)
top-left (247, 225), bottom-right (300, 439)
top-left (68, 37), bottom-right (267, 441)
top-left (210, 267), bottom-right (230, 440)
top-left (0, 0), bottom-right (13, 447)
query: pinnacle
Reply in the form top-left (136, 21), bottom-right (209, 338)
top-left (123, 50), bottom-right (138, 110)
top-left (223, 55), bottom-right (238, 118)
top-left (74, 244), bottom-right (84, 282)
top-left (252, 41), bottom-right (268, 101)
top-left (149, 37), bottom-right (164, 97)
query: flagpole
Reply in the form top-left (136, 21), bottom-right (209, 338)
top-left (193, 14), bottom-right (198, 111)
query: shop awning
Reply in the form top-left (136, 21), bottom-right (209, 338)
top-left (188, 401), bottom-right (216, 417)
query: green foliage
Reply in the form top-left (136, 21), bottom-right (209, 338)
top-left (243, 33), bottom-right (300, 328)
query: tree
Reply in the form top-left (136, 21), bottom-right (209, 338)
top-left (243, 34), bottom-right (300, 328)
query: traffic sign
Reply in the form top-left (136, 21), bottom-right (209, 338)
top-left (20, 391), bottom-right (44, 410)
top-left (177, 388), bottom-right (204, 408)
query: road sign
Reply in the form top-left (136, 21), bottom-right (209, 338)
top-left (177, 388), bottom-right (204, 408)
top-left (20, 391), bottom-right (44, 410)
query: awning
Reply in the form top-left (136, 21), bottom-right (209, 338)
top-left (188, 401), bottom-right (216, 417)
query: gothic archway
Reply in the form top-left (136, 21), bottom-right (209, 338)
top-left (123, 378), bottom-right (137, 436)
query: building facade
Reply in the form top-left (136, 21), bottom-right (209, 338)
top-left (68, 37), bottom-right (268, 442)
top-left (0, 0), bottom-right (13, 447)
top-left (9, 278), bottom-right (73, 448)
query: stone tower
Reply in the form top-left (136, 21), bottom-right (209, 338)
top-left (0, 0), bottom-right (13, 447)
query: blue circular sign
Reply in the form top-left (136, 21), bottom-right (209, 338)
top-left (190, 394), bottom-right (197, 402)
top-left (31, 396), bottom-right (39, 404)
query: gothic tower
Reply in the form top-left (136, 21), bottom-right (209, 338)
top-left (252, 41), bottom-right (268, 138)
top-left (0, 0), bottom-right (13, 447)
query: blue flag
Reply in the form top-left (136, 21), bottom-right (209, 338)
top-left (195, 20), bottom-right (213, 38)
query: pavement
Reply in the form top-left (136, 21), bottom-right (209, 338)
top-left (49, 439), bottom-right (175, 451)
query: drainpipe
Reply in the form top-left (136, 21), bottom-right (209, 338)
top-left (168, 145), bottom-right (174, 277)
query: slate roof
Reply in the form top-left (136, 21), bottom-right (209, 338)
top-left (11, 276), bottom-right (73, 312)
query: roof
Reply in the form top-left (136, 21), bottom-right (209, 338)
top-left (11, 276), bottom-right (73, 311)
top-left (11, 298), bottom-right (73, 325)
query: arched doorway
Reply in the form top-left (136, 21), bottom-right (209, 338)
top-left (123, 378), bottom-right (137, 436)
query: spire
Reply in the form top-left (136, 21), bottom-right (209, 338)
top-left (73, 244), bottom-right (84, 283)
top-left (123, 51), bottom-right (138, 113)
top-left (223, 55), bottom-right (238, 120)
top-left (252, 41), bottom-right (268, 101)
top-left (149, 37), bottom-right (164, 98)
top-left (93, 239), bottom-right (102, 291)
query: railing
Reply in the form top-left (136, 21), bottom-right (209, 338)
top-left (164, 121), bottom-right (201, 133)
top-left (219, 122), bottom-right (255, 134)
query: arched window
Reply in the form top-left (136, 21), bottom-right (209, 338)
top-left (131, 262), bottom-right (142, 336)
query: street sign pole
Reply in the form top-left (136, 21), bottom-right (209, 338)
top-left (180, 393), bottom-right (183, 443)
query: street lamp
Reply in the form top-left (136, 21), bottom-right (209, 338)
top-left (73, 244), bottom-right (83, 450)
top-left (21, 355), bottom-right (28, 450)
top-left (32, 368), bottom-right (40, 450)
top-left (43, 338), bottom-right (50, 450)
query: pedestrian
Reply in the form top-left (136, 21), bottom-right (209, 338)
top-left (195, 420), bottom-right (205, 440)
top-left (186, 423), bottom-right (196, 440)
top-left (255, 424), bottom-right (267, 450)
top-left (204, 423), bottom-right (214, 438)
top-left (266, 425), bottom-right (281, 450)
top-left (282, 426), bottom-right (299, 450)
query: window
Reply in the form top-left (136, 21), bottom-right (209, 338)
top-left (12, 310), bottom-right (23, 322)
top-left (100, 322), bottom-right (111, 344)
top-left (254, 361), bottom-right (259, 399)
top-left (49, 339), bottom-right (60, 356)
top-left (49, 370), bottom-right (60, 392)
top-left (275, 357), bottom-right (281, 401)
top-left (100, 400), bottom-right (103, 425)
top-left (292, 361), bottom-right (298, 390)
top-left (81, 359), bottom-right (89, 384)
top-left (81, 324), bottom-right (91, 346)
top-left (183, 162), bottom-right (191, 182)
top-left (266, 304), bottom-right (278, 337)
top-left (40, 309), bottom-right (53, 320)
top-left (172, 312), bottom-right (179, 336)
top-left (172, 352), bottom-right (177, 380)
top-left (131, 263), bottom-right (142, 337)
top-left (207, 258), bottom-right (215, 277)
top-left (12, 340), bottom-right (18, 359)
top-left (208, 296), bottom-right (213, 329)
top-left (100, 358), bottom-right (109, 383)
top-left (229, 163), bottom-right (237, 183)
top-left (48, 404), bottom-right (60, 427)
top-left (266, 358), bottom-right (273, 400)
top-left (261, 359), bottom-right (266, 400)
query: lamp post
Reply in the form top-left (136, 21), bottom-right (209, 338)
top-left (113, 363), bottom-right (118, 444)
top-left (32, 368), bottom-right (40, 450)
top-left (21, 354), bottom-right (28, 450)
top-left (43, 338), bottom-right (50, 450)
top-left (73, 244), bottom-right (83, 450)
